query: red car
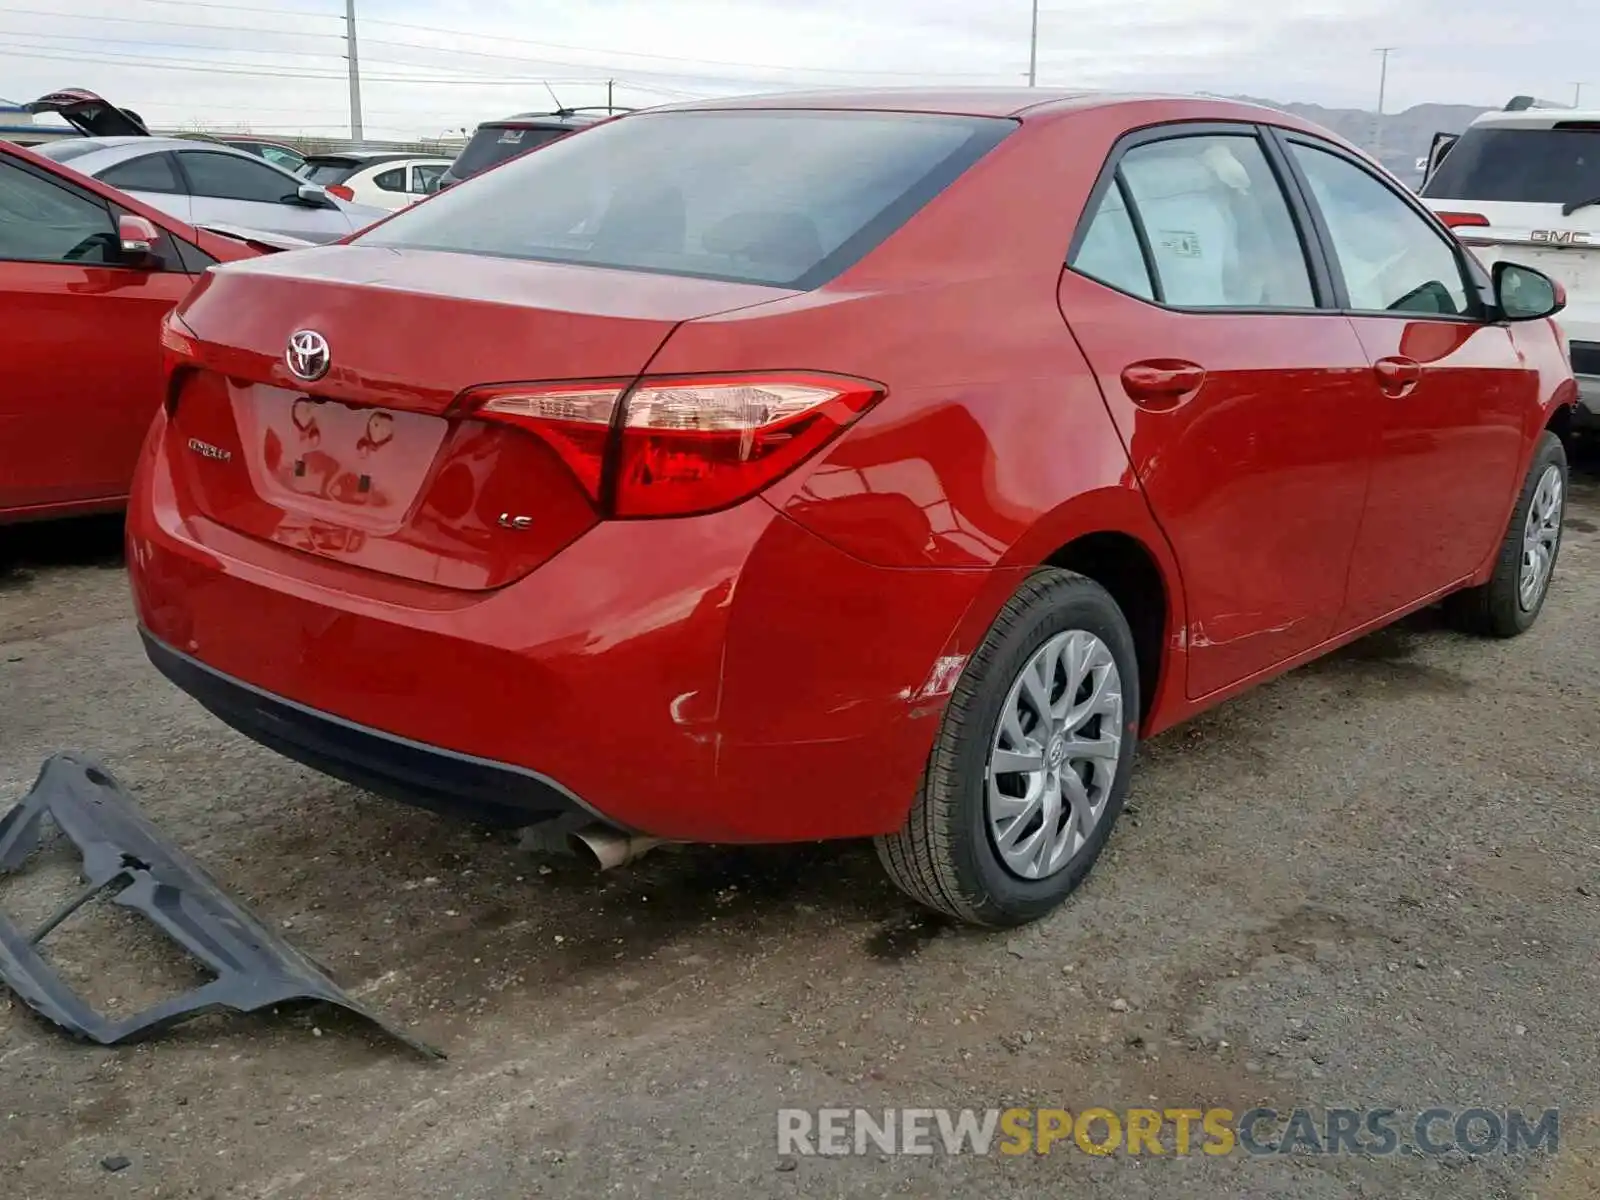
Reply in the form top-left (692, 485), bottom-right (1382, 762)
top-left (128, 91), bottom-right (1576, 926)
top-left (0, 138), bottom-right (282, 524)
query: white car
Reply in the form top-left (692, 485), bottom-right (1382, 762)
top-left (1420, 100), bottom-right (1600, 428)
top-left (298, 152), bottom-right (454, 212)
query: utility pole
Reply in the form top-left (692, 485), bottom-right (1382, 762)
top-left (607, 79), bottom-right (615, 112)
top-left (345, 0), bottom-right (364, 141)
top-left (1027, 0), bottom-right (1040, 86)
top-left (1373, 46), bottom-right (1395, 159)
top-left (1575, 82), bottom-right (1587, 107)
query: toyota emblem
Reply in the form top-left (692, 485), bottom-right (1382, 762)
top-left (286, 329), bottom-right (331, 382)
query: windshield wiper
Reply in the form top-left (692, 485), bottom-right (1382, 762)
top-left (1560, 194), bottom-right (1600, 216)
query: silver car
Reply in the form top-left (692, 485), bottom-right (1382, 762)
top-left (34, 137), bottom-right (388, 244)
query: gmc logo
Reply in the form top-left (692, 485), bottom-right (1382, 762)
top-left (1531, 229), bottom-right (1592, 245)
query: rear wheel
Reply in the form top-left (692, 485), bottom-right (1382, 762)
top-left (875, 569), bottom-right (1140, 927)
top-left (1445, 431), bottom-right (1567, 638)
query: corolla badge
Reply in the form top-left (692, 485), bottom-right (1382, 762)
top-left (286, 329), bottom-right (331, 382)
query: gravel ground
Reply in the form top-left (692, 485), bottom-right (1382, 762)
top-left (1, 448), bottom-right (1598, 1200)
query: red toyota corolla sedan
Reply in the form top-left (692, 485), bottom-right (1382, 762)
top-left (128, 90), bottom-right (1576, 926)
top-left (0, 139), bottom-right (276, 525)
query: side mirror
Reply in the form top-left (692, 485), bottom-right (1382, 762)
top-left (117, 214), bottom-right (161, 266)
top-left (293, 183), bottom-right (335, 209)
top-left (1494, 261), bottom-right (1566, 321)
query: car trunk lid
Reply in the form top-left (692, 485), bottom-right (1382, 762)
top-left (166, 245), bottom-right (794, 589)
top-left (25, 88), bottom-right (150, 137)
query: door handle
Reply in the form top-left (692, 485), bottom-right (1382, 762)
top-left (1373, 356), bottom-right (1422, 397)
top-left (1120, 360), bottom-right (1207, 408)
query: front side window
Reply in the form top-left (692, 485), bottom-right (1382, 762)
top-left (412, 164), bottom-right (445, 194)
top-left (0, 160), bottom-right (116, 264)
top-left (1290, 143), bottom-right (1471, 316)
top-left (179, 151), bottom-right (297, 203)
top-left (359, 110), bottom-right (1015, 288)
top-left (1114, 134), bottom-right (1315, 309)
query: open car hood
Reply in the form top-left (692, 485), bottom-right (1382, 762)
top-left (25, 88), bottom-right (149, 138)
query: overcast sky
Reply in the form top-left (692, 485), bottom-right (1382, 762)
top-left (4, 0), bottom-right (1593, 140)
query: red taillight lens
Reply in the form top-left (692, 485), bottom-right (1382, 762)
top-left (160, 310), bottom-right (201, 415)
top-left (327, 184), bottom-right (356, 202)
top-left (614, 375), bottom-right (883, 517)
top-left (467, 381), bottom-right (626, 501)
top-left (1437, 211), bottom-right (1490, 229)
top-left (463, 372), bottom-right (884, 518)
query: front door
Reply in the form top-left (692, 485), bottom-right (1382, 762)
top-left (175, 148), bottom-right (349, 243)
top-left (1278, 136), bottom-right (1534, 626)
top-left (0, 156), bottom-right (194, 513)
top-left (1061, 126), bottom-right (1382, 699)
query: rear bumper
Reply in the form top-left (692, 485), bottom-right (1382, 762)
top-left (141, 631), bottom-right (599, 827)
top-left (1575, 374), bottom-right (1600, 421)
top-left (128, 410), bottom-right (998, 842)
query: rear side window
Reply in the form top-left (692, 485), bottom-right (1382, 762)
top-left (361, 110), bottom-right (1015, 289)
top-left (1072, 184), bottom-right (1154, 299)
top-left (1072, 134), bottom-right (1314, 309)
top-left (99, 152), bottom-right (182, 195)
top-left (1421, 125), bottom-right (1600, 203)
top-left (0, 159), bottom-right (116, 264)
top-left (374, 167), bottom-right (406, 193)
top-left (448, 125), bottom-right (572, 179)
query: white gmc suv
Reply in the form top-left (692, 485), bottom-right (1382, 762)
top-left (1421, 102), bottom-right (1600, 428)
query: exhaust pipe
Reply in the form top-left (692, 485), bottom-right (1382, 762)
top-left (568, 826), bottom-right (666, 870)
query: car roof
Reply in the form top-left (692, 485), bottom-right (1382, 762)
top-left (1468, 108), bottom-right (1600, 129)
top-left (305, 151), bottom-right (447, 164)
top-left (50, 135), bottom-right (236, 153)
top-left (644, 87), bottom-right (1321, 127)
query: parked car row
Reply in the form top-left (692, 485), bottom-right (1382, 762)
top-left (2, 87), bottom-right (1580, 929)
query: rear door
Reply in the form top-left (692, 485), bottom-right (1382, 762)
top-left (1280, 133), bottom-right (1533, 625)
top-left (1060, 124), bottom-right (1381, 699)
top-left (174, 148), bottom-right (349, 243)
top-left (0, 154), bottom-right (194, 513)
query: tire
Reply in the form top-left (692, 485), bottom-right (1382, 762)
top-left (875, 569), bottom-right (1141, 927)
top-left (1444, 431), bottom-right (1567, 638)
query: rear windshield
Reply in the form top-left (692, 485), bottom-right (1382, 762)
top-left (302, 159), bottom-right (358, 185)
top-left (1422, 125), bottom-right (1600, 203)
top-left (359, 110), bottom-right (1014, 289)
top-left (34, 139), bottom-right (100, 163)
top-left (448, 124), bottom-right (574, 179)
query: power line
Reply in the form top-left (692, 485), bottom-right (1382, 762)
top-left (0, 26), bottom-right (346, 58)
top-left (0, 6), bottom-right (343, 38)
top-left (88, 1), bottom-right (1009, 79)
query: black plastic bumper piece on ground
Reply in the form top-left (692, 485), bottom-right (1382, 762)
top-left (0, 753), bottom-right (441, 1058)
top-left (140, 630), bottom-right (595, 828)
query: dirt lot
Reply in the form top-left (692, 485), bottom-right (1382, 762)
top-left (2, 452), bottom-right (1599, 1200)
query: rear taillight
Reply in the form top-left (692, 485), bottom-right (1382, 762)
top-left (327, 184), bottom-right (356, 202)
top-left (463, 372), bottom-right (885, 518)
top-left (1437, 211), bottom-right (1490, 230)
top-left (160, 310), bottom-right (200, 415)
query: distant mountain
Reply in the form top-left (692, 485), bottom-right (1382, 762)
top-left (1221, 94), bottom-right (1494, 185)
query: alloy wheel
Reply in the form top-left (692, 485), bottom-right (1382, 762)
top-left (986, 630), bottom-right (1124, 880)
top-left (1519, 464), bottom-right (1563, 611)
